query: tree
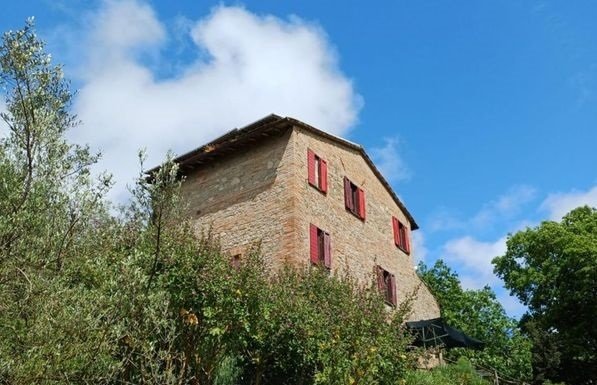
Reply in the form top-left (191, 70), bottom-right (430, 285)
top-left (493, 206), bottom-right (597, 384)
top-left (0, 18), bottom-right (117, 383)
top-left (418, 260), bottom-right (532, 382)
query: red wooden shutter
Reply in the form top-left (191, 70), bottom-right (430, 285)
top-left (323, 232), bottom-right (331, 269)
top-left (404, 227), bottom-right (410, 254)
top-left (309, 224), bottom-right (319, 264)
top-left (389, 274), bottom-right (397, 306)
top-left (307, 149), bottom-right (316, 186)
top-left (320, 159), bottom-right (328, 193)
top-left (375, 265), bottom-right (384, 292)
top-left (392, 217), bottom-right (399, 247)
top-left (358, 188), bottom-right (366, 219)
top-left (344, 177), bottom-right (353, 210)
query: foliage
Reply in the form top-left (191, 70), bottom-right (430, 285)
top-left (493, 206), bottom-right (597, 385)
top-left (404, 358), bottom-right (490, 385)
top-left (0, 20), bottom-right (417, 385)
top-left (417, 260), bottom-right (532, 382)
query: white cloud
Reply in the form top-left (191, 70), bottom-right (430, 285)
top-left (68, 1), bottom-right (362, 199)
top-left (470, 185), bottom-right (536, 228)
top-left (540, 185), bottom-right (597, 220)
top-left (427, 185), bottom-right (536, 233)
top-left (497, 292), bottom-right (527, 318)
top-left (370, 137), bottom-right (411, 183)
top-left (411, 230), bottom-right (427, 264)
top-left (442, 236), bottom-right (507, 290)
top-left (427, 208), bottom-right (465, 232)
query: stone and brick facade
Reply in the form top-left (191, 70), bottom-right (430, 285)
top-left (172, 114), bottom-right (440, 322)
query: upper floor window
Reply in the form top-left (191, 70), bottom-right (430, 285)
top-left (376, 265), bottom-right (396, 306)
top-left (310, 223), bottom-right (331, 269)
top-left (344, 177), bottom-right (366, 220)
top-left (392, 216), bottom-right (410, 254)
top-left (307, 149), bottom-right (328, 193)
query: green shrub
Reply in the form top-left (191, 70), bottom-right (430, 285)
top-left (405, 358), bottom-right (490, 385)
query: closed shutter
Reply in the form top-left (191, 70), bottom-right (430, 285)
top-left (309, 224), bottom-right (319, 264)
top-left (307, 149), bottom-right (316, 186)
top-left (344, 177), bottom-right (353, 210)
top-left (392, 217), bottom-right (399, 247)
top-left (389, 274), bottom-right (397, 306)
top-left (323, 232), bottom-right (331, 269)
top-left (375, 265), bottom-right (384, 292)
top-left (358, 188), bottom-right (366, 219)
top-left (320, 159), bottom-right (328, 193)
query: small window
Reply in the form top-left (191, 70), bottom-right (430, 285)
top-left (392, 216), bottom-right (410, 254)
top-left (344, 177), bottom-right (366, 220)
top-left (376, 265), bottom-right (397, 306)
top-left (230, 254), bottom-right (242, 269)
top-left (309, 224), bottom-right (331, 269)
top-left (307, 149), bottom-right (328, 193)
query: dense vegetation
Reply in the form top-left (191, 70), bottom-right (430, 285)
top-left (417, 260), bottom-right (532, 382)
top-left (1, 19), bottom-right (593, 385)
top-left (0, 20), bottom-right (436, 385)
top-left (494, 206), bottom-right (597, 385)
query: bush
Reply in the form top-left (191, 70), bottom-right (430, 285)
top-left (405, 358), bottom-right (490, 385)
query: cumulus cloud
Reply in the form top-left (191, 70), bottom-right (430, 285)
top-left (370, 137), bottom-right (411, 183)
top-left (442, 236), bottom-right (507, 290)
top-left (411, 230), bottom-right (427, 264)
top-left (540, 185), bottom-right (597, 220)
top-left (427, 185), bottom-right (536, 233)
top-left (68, 1), bottom-right (362, 199)
top-left (497, 292), bottom-right (527, 318)
top-left (471, 185), bottom-right (536, 228)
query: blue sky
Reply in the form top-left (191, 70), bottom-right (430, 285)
top-left (2, 0), bottom-right (596, 316)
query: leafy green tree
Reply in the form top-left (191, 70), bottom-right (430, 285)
top-left (0, 18), bottom-right (115, 383)
top-left (418, 260), bottom-right (532, 382)
top-left (493, 206), bottom-right (597, 384)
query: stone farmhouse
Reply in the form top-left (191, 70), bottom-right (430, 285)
top-left (169, 114), bottom-right (440, 322)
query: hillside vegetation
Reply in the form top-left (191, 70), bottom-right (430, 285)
top-left (2, 19), bottom-right (586, 385)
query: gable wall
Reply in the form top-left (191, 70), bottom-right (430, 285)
top-left (290, 126), bottom-right (440, 321)
top-left (180, 129), bottom-right (297, 270)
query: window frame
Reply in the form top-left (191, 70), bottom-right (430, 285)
top-left (392, 216), bottom-right (411, 254)
top-left (310, 223), bottom-right (331, 269)
top-left (376, 265), bottom-right (397, 306)
top-left (307, 149), bottom-right (328, 193)
top-left (344, 177), bottom-right (366, 220)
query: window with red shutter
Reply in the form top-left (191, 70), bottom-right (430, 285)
top-left (310, 224), bottom-right (331, 269)
top-left (393, 216), bottom-right (411, 254)
top-left (307, 149), bottom-right (316, 186)
top-left (320, 159), bottom-right (328, 193)
top-left (389, 273), bottom-right (397, 306)
top-left (344, 177), bottom-right (365, 220)
top-left (376, 265), bottom-right (397, 306)
top-left (344, 177), bottom-right (353, 210)
top-left (309, 224), bottom-right (319, 264)
top-left (323, 232), bottom-right (331, 269)
top-left (392, 217), bottom-right (400, 246)
top-left (358, 188), bottom-right (366, 219)
top-left (307, 149), bottom-right (328, 194)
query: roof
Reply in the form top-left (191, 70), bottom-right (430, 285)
top-left (147, 114), bottom-right (419, 230)
top-left (406, 317), bottom-right (485, 350)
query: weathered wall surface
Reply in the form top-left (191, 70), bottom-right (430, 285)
top-left (180, 130), bottom-right (297, 270)
top-left (290, 126), bottom-right (440, 321)
top-left (179, 125), bottom-right (439, 321)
